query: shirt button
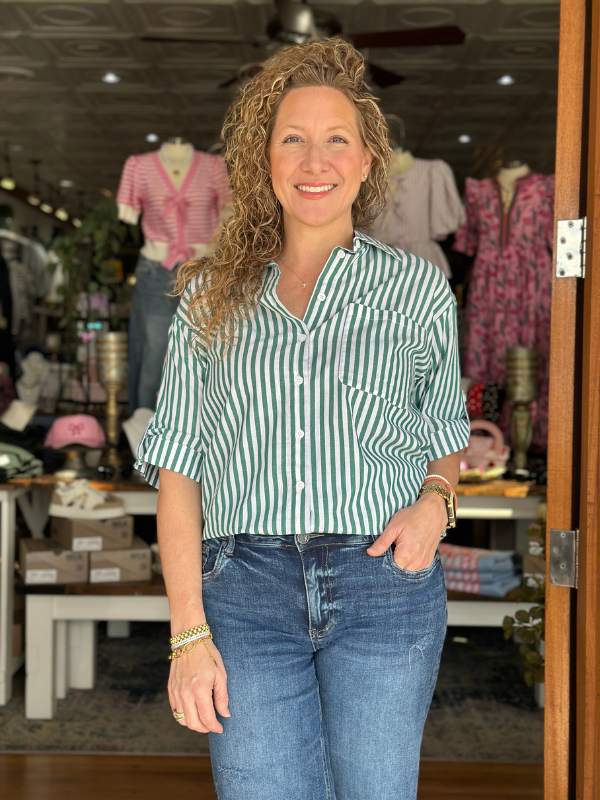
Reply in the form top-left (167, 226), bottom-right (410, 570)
top-left (296, 481), bottom-right (305, 492)
top-left (298, 333), bottom-right (307, 342)
top-left (295, 429), bottom-right (304, 439)
top-left (294, 376), bottom-right (303, 385)
top-left (317, 293), bottom-right (326, 301)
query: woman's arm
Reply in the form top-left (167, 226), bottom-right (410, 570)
top-left (366, 451), bottom-right (460, 570)
top-left (158, 468), bottom-right (230, 732)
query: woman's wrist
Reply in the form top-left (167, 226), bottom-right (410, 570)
top-left (416, 490), bottom-right (449, 527)
top-left (170, 607), bottom-right (207, 636)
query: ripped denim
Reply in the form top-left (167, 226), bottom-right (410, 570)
top-left (201, 533), bottom-right (447, 800)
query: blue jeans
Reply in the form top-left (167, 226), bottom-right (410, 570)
top-left (128, 255), bottom-right (180, 413)
top-left (201, 533), bottom-right (447, 800)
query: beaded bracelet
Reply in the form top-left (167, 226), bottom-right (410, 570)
top-left (170, 623), bottom-right (210, 647)
top-left (170, 631), bottom-right (212, 652)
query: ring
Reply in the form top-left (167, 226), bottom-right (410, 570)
top-left (172, 709), bottom-right (185, 721)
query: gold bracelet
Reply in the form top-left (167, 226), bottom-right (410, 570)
top-left (168, 634), bottom-right (216, 663)
top-left (169, 623), bottom-right (211, 647)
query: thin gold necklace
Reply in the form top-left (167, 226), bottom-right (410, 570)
top-left (278, 257), bottom-right (312, 289)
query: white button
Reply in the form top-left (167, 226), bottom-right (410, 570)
top-left (295, 375), bottom-right (304, 385)
top-left (296, 429), bottom-right (305, 439)
top-left (296, 481), bottom-right (305, 492)
top-left (317, 293), bottom-right (326, 301)
top-left (298, 333), bottom-right (307, 342)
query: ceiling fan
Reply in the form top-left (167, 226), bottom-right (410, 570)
top-left (140, 0), bottom-right (465, 89)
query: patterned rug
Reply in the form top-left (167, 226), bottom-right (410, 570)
top-left (0, 622), bottom-right (543, 761)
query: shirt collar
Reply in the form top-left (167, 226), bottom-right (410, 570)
top-left (267, 230), bottom-right (367, 271)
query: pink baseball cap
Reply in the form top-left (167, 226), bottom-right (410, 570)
top-left (44, 414), bottom-right (106, 449)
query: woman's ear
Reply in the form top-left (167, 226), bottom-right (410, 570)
top-left (362, 149), bottom-right (374, 179)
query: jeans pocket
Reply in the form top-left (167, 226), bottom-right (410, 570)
top-left (202, 538), bottom-right (227, 582)
top-left (385, 547), bottom-right (440, 580)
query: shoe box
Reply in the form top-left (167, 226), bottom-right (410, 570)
top-left (89, 536), bottom-right (152, 583)
top-left (50, 515), bottom-right (134, 552)
top-left (20, 538), bottom-right (89, 585)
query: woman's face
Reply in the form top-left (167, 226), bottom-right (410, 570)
top-left (269, 86), bottom-right (373, 233)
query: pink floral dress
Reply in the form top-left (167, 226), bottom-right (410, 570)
top-left (453, 172), bottom-right (555, 451)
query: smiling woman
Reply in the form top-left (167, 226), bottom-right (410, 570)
top-left (136, 38), bottom-right (469, 800)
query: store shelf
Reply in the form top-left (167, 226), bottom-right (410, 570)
top-left (457, 495), bottom-right (541, 520)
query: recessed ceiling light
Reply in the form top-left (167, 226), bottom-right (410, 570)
top-left (0, 177), bottom-right (15, 190)
top-left (458, 134), bottom-right (471, 144)
top-left (9, 144), bottom-right (23, 153)
top-left (146, 133), bottom-right (160, 143)
top-left (102, 72), bottom-right (120, 84)
top-left (27, 194), bottom-right (41, 206)
top-left (59, 179), bottom-right (75, 188)
top-left (497, 74), bottom-right (516, 86)
top-left (55, 208), bottom-right (69, 221)
top-left (40, 203), bottom-right (54, 214)
top-left (72, 218), bottom-right (82, 228)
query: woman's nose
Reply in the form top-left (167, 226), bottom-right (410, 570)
top-left (301, 144), bottom-right (330, 174)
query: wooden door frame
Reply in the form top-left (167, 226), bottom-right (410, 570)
top-left (546, 0), bottom-right (600, 797)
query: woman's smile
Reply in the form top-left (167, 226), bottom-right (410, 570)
top-left (294, 182), bottom-right (338, 197)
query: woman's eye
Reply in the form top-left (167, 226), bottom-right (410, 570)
top-left (330, 136), bottom-right (348, 143)
top-left (283, 136), bottom-right (302, 143)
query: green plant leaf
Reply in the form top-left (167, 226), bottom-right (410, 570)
top-left (524, 671), bottom-right (533, 687)
top-left (515, 610), bottom-right (531, 623)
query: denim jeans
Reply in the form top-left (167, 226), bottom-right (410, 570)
top-left (201, 533), bottom-right (447, 800)
top-left (128, 255), bottom-right (180, 414)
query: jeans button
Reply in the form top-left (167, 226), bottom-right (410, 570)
top-left (297, 533), bottom-right (310, 545)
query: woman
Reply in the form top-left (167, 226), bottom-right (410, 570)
top-left (136, 39), bottom-right (469, 800)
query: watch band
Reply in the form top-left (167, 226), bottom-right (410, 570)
top-left (418, 483), bottom-right (457, 530)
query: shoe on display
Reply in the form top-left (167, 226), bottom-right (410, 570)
top-left (49, 479), bottom-right (125, 520)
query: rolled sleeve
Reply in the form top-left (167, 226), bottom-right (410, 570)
top-left (134, 285), bottom-right (207, 487)
top-left (417, 294), bottom-right (470, 460)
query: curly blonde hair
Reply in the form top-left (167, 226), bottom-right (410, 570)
top-left (177, 38), bottom-right (391, 352)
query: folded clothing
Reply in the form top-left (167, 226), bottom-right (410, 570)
top-left (439, 542), bottom-right (519, 597)
top-left (444, 574), bottom-right (522, 598)
top-left (443, 567), bottom-right (516, 584)
top-left (439, 543), bottom-right (515, 572)
top-left (0, 443), bottom-right (44, 481)
top-left (0, 420), bottom-right (46, 452)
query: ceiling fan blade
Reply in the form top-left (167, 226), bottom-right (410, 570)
top-left (350, 25), bottom-right (465, 50)
top-left (140, 36), bottom-right (251, 45)
top-left (365, 62), bottom-right (404, 88)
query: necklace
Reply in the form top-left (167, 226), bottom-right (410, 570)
top-left (278, 257), bottom-right (311, 289)
top-left (160, 144), bottom-right (194, 176)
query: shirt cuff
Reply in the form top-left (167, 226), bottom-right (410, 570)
top-left (426, 417), bottom-right (470, 461)
top-left (117, 203), bottom-right (141, 225)
top-left (134, 434), bottom-right (203, 488)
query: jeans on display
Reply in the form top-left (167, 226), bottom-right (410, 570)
top-left (128, 255), bottom-right (180, 414)
top-left (201, 533), bottom-right (447, 800)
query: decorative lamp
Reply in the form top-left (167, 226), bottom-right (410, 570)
top-left (505, 347), bottom-right (538, 472)
top-left (96, 332), bottom-right (128, 469)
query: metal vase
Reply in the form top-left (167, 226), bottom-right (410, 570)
top-left (97, 332), bottom-right (128, 469)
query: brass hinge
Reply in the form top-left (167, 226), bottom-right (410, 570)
top-left (556, 218), bottom-right (586, 278)
top-left (549, 528), bottom-right (579, 588)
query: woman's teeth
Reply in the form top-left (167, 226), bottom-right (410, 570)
top-left (295, 184), bottom-right (336, 193)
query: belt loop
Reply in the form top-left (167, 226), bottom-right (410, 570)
top-left (224, 535), bottom-right (236, 557)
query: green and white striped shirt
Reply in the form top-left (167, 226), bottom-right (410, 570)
top-left (135, 230), bottom-right (469, 540)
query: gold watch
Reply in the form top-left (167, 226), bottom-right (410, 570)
top-left (418, 483), bottom-right (456, 535)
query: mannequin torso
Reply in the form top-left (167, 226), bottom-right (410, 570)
top-left (389, 148), bottom-right (415, 179)
top-left (159, 141), bottom-right (194, 189)
top-left (495, 163), bottom-right (530, 208)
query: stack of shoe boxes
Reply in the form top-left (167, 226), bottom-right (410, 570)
top-left (19, 480), bottom-right (152, 585)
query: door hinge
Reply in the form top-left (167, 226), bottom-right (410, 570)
top-left (556, 218), bottom-right (586, 278)
top-left (549, 528), bottom-right (579, 588)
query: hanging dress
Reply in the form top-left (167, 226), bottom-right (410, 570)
top-left (452, 171), bottom-right (555, 450)
top-left (369, 157), bottom-right (465, 279)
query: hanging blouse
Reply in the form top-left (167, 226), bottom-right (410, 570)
top-left (452, 172), bottom-right (555, 450)
top-left (369, 158), bottom-right (465, 279)
top-left (116, 149), bottom-right (232, 270)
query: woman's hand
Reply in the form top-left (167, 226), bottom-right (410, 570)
top-left (366, 492), bottom-right (448, 571)
top-left (168, 637), bottom-right (230, 733)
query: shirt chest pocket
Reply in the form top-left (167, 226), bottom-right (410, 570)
top-left (337, 303), bottom-right (427, 409)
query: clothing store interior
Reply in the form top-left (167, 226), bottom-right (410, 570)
top-left (0, 0), bottom-right (558, 794)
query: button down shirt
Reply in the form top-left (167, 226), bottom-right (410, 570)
top-left (135, 231), bottom-right (469, 540)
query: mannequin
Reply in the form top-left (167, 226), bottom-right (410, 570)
top-left (370, 122), bottom-right (465, 279)
top-left (116, 135), bottom-right (232, 412)
top-left (453, 161), bottom-right (554, 450)
top-left (495, 162), bottom-right (531, 208)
